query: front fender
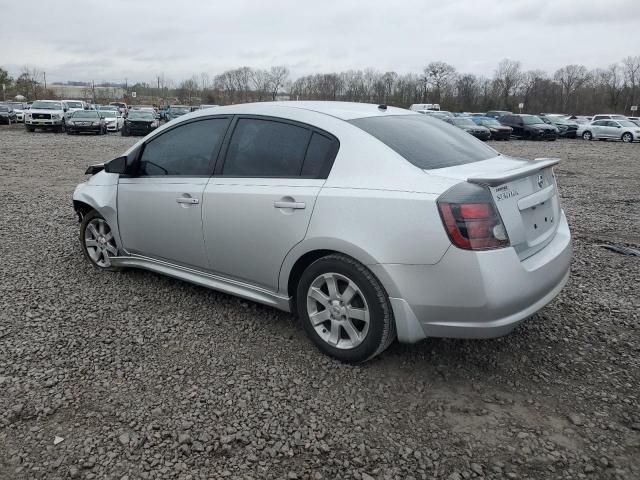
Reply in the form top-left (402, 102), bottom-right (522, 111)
top-left (73, 183), bottom-right (122, 251)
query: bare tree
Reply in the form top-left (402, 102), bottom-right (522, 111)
top-left (424, 61), bottom-right (457, 104)
top-left (554, 64), bottom-right (589, 111)
top-left (622, 56), bottom-right (640, 110)
top-left (268, 66), bottom-right (289, 100)
top-left (493, 59), bottom-right (522, 109)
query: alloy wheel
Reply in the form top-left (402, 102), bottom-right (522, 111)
top-left (622, 133), bottom-right (632, 143)
top-left (306, 273), bottom-right (370, 349)
top-left (582, 131), bottom-right (592, 140)
top-left (84, 218), bottom-right (117, 267)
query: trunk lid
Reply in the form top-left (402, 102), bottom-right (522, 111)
top-left (429, 156), bottom-right (561, 260)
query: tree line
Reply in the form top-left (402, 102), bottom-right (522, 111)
top-left (2, 56), bottom-right (639, 114)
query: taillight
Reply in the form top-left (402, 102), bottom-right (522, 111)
top-left (437, 182), bottom-right (509, 250)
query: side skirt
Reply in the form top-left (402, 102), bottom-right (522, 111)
top-left (109, 254), bottom-right (292, 312)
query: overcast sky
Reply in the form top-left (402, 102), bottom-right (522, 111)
top-left (2, 0), bottom-right (638, 84)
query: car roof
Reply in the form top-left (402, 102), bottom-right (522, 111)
top-left (185, 101), bottom-right (414, 121)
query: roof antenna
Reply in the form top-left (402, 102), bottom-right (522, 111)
top-left (378, 104), bottom-right (387, 111)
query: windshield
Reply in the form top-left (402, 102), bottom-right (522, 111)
top-left (0, 106), bottom-right (8, 112)
top-left (31, 101), bottom-right (62, 110)
top-left (128, 111), bottom-right (155, 120)
top-left (480, 118), bottom-right (500, 126)
top-left (349, 114), bottom-right (497, 170)
top-left (170, 107), bottom-right (190, 114)
top-left (452, 118), bottom-right (476, 127)
top-left (522, 115), bottom-right (544, 125)
top-left (617, 120), bottom-right (636, 127)
top-left (66, 101), bottom-right (83, 108)
top-left (100, 106), bottom-right (118, 111)
top-left (72, 111), bottom-right (99, 119)
top-left (100, 110), bottom-right (117, 117)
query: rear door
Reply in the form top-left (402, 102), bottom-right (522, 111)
top-left (202, 116), bottom-right (338, 291)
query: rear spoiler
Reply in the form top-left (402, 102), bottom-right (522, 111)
top-left (85, 163), bottom-right (105, 175)
top-left (467, 158), bottom-right (560, 186)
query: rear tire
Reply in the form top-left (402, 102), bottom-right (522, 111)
top-left (582, 131), bottom-right (592, 140)
top-left (296, 254), bottom-right (395, 363)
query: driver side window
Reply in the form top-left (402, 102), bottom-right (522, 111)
top-left (138, 118), bottom-right (230, 176)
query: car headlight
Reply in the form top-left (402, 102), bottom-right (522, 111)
top-left (151, 121), bottom-right (159, 127)
top-left (91, 122), bottom-right (99, 126)
top-left (51, 114), bottom-right (60, 119)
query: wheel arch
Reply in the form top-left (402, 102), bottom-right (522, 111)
top-left (280, 239), bottom-right (382, 304)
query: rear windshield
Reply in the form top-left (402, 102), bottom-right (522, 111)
top-left (349, 114), bottom-right (497, 169)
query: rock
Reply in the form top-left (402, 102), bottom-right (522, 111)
top-left (470, 463), bottom-right (483, 475)
top-left (69, 466), bottom-right (81, 479)
top-left (568, 414), bottom-right (584, 426)
top-left (118, 433), bottom-right (130, 446)
top-left (448, 473), bottom-right (462, 480)
top-left (178, 433), bottom-right (192, 445)
top-left (361, 473), bottom-right (374, 480)
top-left (53, 436), bottom-right (64, 445)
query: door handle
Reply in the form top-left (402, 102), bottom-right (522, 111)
top-left (176, 197), bottom-right (199, 204)
top-left (274, 201), bottom-right (306, 210)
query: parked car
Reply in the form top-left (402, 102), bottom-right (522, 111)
top-left (591, 114), bottom-right (628, 122)
top-left (165, 105), bottom-right (190, 121)
top-left (627, 116), bottom-right (640, 127)
top-left (409, 103), bottom-right (440, 111)
top-left (567, 116), bottom-right (591, 125)
top-left (471, 116), bottom-right (512, 140)
top-left (498, 114), bottom-right (558, 140)
top-left (7, 102), bottom-right (27, 122)
top-left (121, 110), bottom-right (159, 136)
top-left (540, 116), bottom-right (578, 138)
top-left (73, 102), bottom-right (572, 362)
top-left (443, 116), bottom-right (491, 140)
top-left (66, 110), bottom-right (107, 135)
top-left (199, 104), bottom-right (219, 110)
top-left (100, 109), bottom-right (124, 132)
top-left (485, 110), bottom-right (512, 119)
top-left (0, 104), bottom-right (18, 124)
top-left (24, 100), bottom-right (68, 132)
top-left (578, 119), bottom-right (640, 143)
top-left (110, 102), bottom-right (129, 115)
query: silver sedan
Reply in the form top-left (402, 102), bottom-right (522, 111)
top-left (73, 102), bottom-right (572, 362)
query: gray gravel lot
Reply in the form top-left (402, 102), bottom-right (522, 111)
top-left (0, 125), bottom-right (639, 480)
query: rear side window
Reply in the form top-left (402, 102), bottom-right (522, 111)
top-left (223, 118), bottom-right (310, 177)
top-left (302, 132), bottom-right (337, 177)
top-left (138, 118), bottom-right (229, 176)
top-left (349, 115), bottom-right (497, 170)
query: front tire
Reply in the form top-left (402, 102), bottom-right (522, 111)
top-left (582, 131), bottom-right (592, 140)
top-left (622, 132), bottom-right (633, 143)
top-left (80, 211), bottom-right (121, 272)
top-left (296, 254), bottom-right (395, 363)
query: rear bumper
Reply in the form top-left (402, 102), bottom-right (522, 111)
top-left (372, 211), bottom-right (572, 343)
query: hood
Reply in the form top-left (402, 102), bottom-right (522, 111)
top-left (29, 108), bottom-right (64, 114)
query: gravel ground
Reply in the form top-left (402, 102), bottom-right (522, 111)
top-left (0, 125), bottom-right (638, 480)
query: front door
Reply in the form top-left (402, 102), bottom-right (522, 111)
top-left (203, 117), bottom-right (338, 291)
top-left (117, 117), bottom-right (231, 268)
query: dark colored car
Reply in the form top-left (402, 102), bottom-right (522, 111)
top-left (66, 111), bottom-right (107, 135)
top-left (498, 114), bottom-right (558, 141)
top-left (0, 104), bottom-right (18, 124)
top-left (443, 117), bottom-right (491, 140)
top-left (471, 116), bottom-right (512, 140)
top-left (486, 110), bottom-right (512, 119)
top-left (165, 105), bottom-right (190, 121)
top-left (121, 110), bottom-right (159, 136)
top-left (540, 116), bottom-right (578, 138)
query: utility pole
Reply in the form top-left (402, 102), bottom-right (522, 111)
top-left (43, 72), bottom-right (47, 90)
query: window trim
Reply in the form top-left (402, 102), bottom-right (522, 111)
top-left (213, 114), bottom-right (340, 179)
top-left (129, 115), bottom-right (233, 178)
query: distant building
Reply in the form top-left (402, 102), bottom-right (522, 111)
top-left (48, 85), bottom-right (125, 100)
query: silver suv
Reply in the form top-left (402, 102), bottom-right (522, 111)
top-left (73, 102), bottom-right (572, 362)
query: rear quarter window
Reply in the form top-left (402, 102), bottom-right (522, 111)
top-left (349, 115), bottom-right (498, 170)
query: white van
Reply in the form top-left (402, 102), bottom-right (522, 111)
top-left (409, 103), bottom-right (440, 112)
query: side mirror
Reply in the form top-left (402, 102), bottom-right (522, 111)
top-left (104, 156), bottom-right (128, 174)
